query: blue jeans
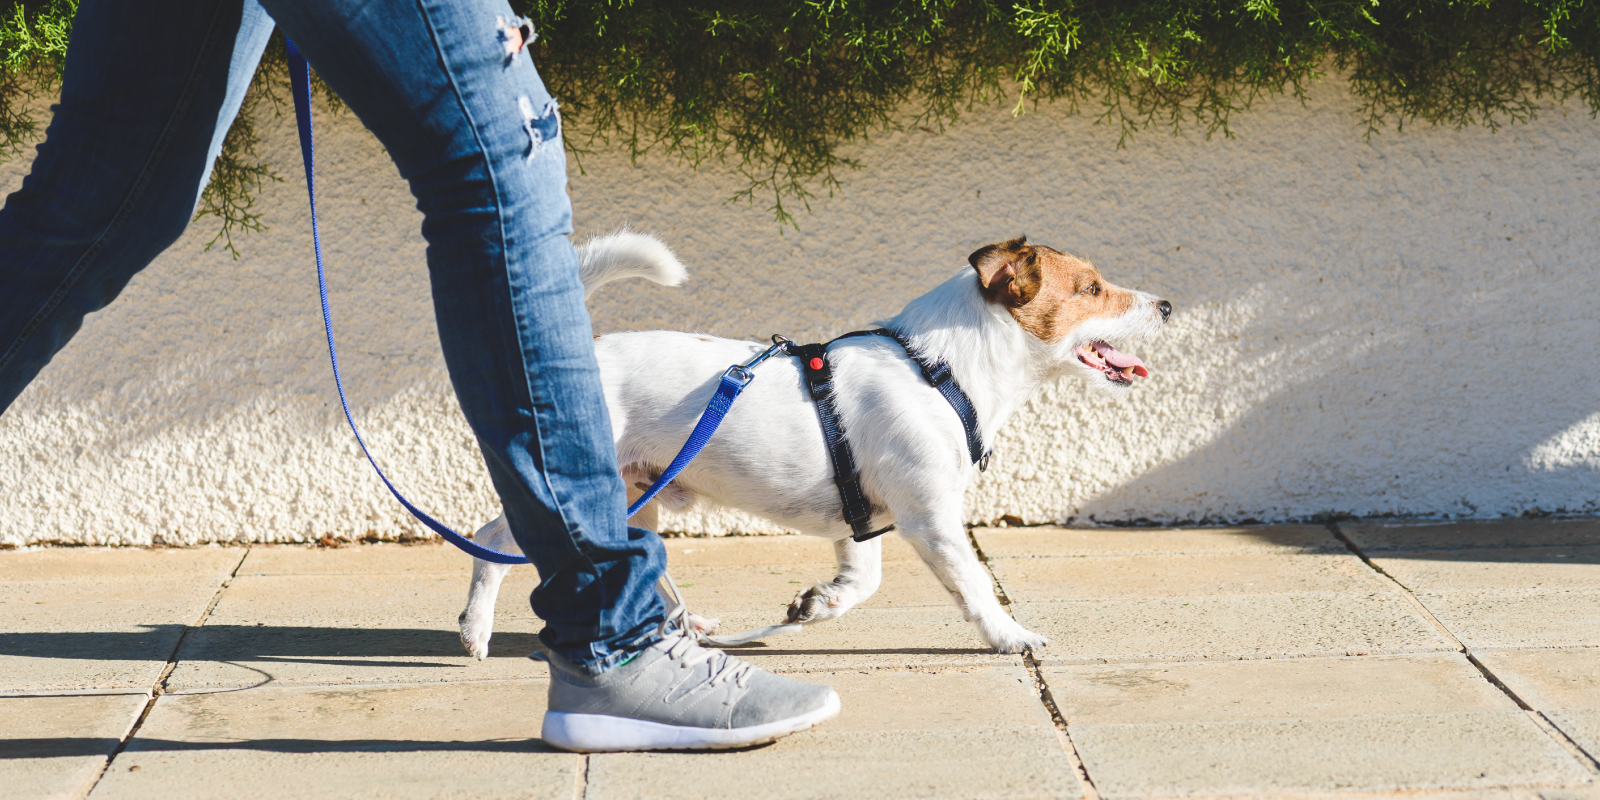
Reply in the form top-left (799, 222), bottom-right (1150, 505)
top-left (0, 0), bottom-right (667, 673)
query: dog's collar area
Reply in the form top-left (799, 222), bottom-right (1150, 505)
top-left (782, 328), bottom-right (989, 543)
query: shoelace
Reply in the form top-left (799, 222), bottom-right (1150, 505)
top-left (662, 623), bottom-right (754, 689)
top-left (648, 576), bottom-right (754, 689)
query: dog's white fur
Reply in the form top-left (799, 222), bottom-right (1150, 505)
top-left (458, 231), bottom-right (1167, 657)
top-left (576, 228), bottom-right (688, 300)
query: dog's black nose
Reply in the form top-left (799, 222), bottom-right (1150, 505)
top-left (1158, 299), bottom-right (1172, 320)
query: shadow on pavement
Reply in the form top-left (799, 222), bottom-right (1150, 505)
top-left (0, 736), bottom-right (557, 758)
top-left (1, 626), bottom-right (998, 664)
top-left (0, 626), bottom-right (544, 665)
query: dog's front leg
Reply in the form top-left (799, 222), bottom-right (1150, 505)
top-left (786, 535), bottom-right (883, 624)
top-left (898, 519), bottom-right (1047, 655)
top-left (459, 515), bottom-right (519, 660)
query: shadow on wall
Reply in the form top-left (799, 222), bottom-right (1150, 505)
top-left (806, 84), bottom-right (1600, 525)
top-left (1069, 242), bottom-right (1600, 524)
top-left (0, 98), bottom-right (504, 546)
top-left (1, 98), bottom-right (448, 440)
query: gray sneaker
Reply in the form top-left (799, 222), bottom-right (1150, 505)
top-left (538, 619), bottom-right (840, 752)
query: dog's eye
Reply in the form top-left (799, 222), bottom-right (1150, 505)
top-left (1084, 283), bottom-right (1100, 296)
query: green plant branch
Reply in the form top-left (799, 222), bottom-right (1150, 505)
top-left (2, 0), bottom-right (1598, 245)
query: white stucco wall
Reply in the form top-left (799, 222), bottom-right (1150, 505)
top-left (3, 74), bottom-right (1599, 546)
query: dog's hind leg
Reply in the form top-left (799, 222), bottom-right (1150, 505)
top-left (785, 535), bottom-right (883, 624)
top-left (459, 515), bottom-right (519, 660)
top-left (897, 513), bottom-right (1047, 655)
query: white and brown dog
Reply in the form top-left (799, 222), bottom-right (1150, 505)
top-left (459, 232), bottom-right (1170, 656)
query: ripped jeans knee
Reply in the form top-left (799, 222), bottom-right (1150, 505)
top-left (517, 95), bottom-right (560, 162)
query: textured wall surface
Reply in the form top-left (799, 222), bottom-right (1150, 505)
top-left (3, 75), bottom-right (1599, 546)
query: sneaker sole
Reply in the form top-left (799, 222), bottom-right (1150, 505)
top-left (541, 689), bottom-right (841, 752)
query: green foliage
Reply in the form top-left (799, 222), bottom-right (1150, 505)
top-left (3, 0), bottom-right (1599, 242)
top-left (193, 62), bottom-right (282, 261)
top-left (520, 0), bottom-right (1600, 223)
top-left (0, 0), bottom-right (73, 157)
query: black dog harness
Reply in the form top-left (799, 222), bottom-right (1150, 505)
top-left (782, 329), bottom-right (990, 542)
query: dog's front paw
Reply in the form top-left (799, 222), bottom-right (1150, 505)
top-left (458, 609), bottom-right (493, 660)
top-left (985, 623), bottom-right (1049, 655)
top-left (785, 581), bottom-right (855, 624)
top-left (686, 612), bottom-right (721, 635)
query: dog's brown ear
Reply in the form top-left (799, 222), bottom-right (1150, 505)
top-left (968, 236), bottom-right (1039, 308)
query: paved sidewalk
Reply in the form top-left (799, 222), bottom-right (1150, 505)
top-left (5, 518), bottom-right (1600, 799)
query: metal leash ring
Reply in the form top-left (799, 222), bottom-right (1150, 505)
top-left (726, 334), bottom-right (794, 383)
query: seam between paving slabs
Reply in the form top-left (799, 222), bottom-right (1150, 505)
top-left (573, 753), bottom-right (590, 800)
top-left (1326, 522), bottom-right (1600, 776)
top-left (968, 528), bottom-right (1104, 800)
top-left (78, 546), bottom-right (252, 799)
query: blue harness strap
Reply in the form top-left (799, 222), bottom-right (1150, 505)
top-left (284, 41), bottom-right (751, 564)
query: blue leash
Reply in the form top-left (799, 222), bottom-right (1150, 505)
top-left (283, 41), bottom-right (763, 564)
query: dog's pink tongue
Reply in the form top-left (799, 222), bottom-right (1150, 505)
top-left (1093, 342), bottom-right (1149, 377)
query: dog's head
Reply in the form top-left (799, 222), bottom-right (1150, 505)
top-left (969, 236), bottom-right (1170, 392)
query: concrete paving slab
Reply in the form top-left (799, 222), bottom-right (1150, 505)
top-left (0, 548), bottom-right (242, 580)
top-left (1042, 654), bottom-right (1514, 724)
top-left (586, 667), bottom-right (1081, 800)
top-left (1477, 648), bottom-right (1600, 711)
top-left (1547, 711), bottom-right (1600, 762)
top-left (991, 552), bottom-right (1386, 600)
top-left (1094, 788), bottom-right (1541, 800)
top-left (1340, 518), bottom-right (1600, 553)
top-left (1012, 594), bottom-right (1452, 664)
top-left (1477, 648), bottom-right (1600, 759)
top-left (17, 532), bottom-right (1600, 799)
top-left (1, 575), bottom-right (233, 694)
top-left (0, 693), bottom-right (148, 800)
top-left (1539, 787), bottom-right (1600, 800)
top-left (91, 680), bottom-right (576, 800)
top-left (590, 727), bottom-right (1079, 800)
top-left (812, 666), bottom-right (1057, 730)
top-left (1073, 713), bottom-right (1586, 799)
top-left (662, 533), bottom-right (923, 566)
top-left (238, 542), bottom-right (470, 576)
top-left (674, 560), bottom-right (953, 614)
top-left (1413, 591), bottom-right (1600, 649)
top-left (165, 572), bottom-right (548, 692)
top-left (0, 548), bottom-right (242, 693)
top-left (1373, 547), bottom-right (1600, 592)
top-left (973, 525), bottom-right (1341, 559)
top-left (710, 607), bottom-right (1020, 671)
top-left (1315, 791), bottom-right (1541, 800)
top-left (1042, 655), bottom-right (1587, 798)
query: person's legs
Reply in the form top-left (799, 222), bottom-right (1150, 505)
top-left (256, 0), bottom-right (668, 670)
top-left (253, 3), bottom-right (840, 747)
top-left (0, 0), bottom-right (274, 411)
top-left (0, 0), bottom-right (837, 749)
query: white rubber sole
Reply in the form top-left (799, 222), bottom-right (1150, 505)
top-left (541, 689), bottom-right (841, 752)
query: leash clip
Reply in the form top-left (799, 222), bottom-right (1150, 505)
top-left (732, 334), bottom-right (793, 378)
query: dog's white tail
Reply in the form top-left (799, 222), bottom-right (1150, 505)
top-left (575, 230), bottom-right (687, 299)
